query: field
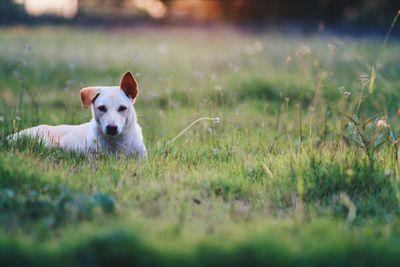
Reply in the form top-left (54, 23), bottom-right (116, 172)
top-left (1, 26), bottom-right (400, 266)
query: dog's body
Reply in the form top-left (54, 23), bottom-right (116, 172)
top-left (9, 72), bottom-right (147, 157)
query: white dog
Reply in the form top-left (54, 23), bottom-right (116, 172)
top-left (9, 72), bottom-right (147, 157)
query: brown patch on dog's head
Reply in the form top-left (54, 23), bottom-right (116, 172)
top-left (80, 87), bottom-right (100, 109)
top-left (120, 72), bottom-right (138, 102)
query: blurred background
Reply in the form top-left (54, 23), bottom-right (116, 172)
top-left (1, 0), bottom-right (399, 32)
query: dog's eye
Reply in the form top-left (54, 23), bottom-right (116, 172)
top-left (98, 105), bottom-right (107, 112)
top-left (118, 106), bottom-right (127, 112)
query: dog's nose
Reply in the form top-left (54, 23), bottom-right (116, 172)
top-left (105, 125), bottom-right (118, 136)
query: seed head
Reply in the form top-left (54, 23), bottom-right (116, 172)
top-left (328, 43), bottom-right (336, 52)
top-left (295, 45), bottom-right (311, 57)
top-left (357, 72), bottom-right (370, 84)
top-left (213, 117), bottom-right (220, 124)
top-left (343, 91), bottom-right (351, 98)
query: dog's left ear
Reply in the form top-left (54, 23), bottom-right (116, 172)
top-left (120, 71), bottom-right (138, 102)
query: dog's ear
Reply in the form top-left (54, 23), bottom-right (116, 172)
top-left (80, 87), bottom-right (100, 109)
top-left (120, 71), bottom-right (138, 102)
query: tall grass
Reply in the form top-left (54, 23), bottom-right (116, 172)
top-left (0, 18), bottom-right (399, 266)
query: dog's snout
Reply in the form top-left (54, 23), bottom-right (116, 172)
top-left (105, 124), bottom-right (118, 136)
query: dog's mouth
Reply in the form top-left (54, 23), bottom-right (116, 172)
top-left (105, 131), bottom-right (119, 136)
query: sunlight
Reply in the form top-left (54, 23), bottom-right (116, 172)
top-left (134, 0), bottom-right (167, 19)
top-left (14, 0), bottom-right (78, 19)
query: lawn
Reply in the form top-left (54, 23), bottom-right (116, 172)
top-left (1, 26), bottom-right (400, 266)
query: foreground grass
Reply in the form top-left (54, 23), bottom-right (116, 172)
top-left (3, 219), bottom-right (400, 267)
top-left (0, 26), bottom-right (400, 266)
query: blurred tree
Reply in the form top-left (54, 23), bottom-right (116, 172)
top-left (1, 0), bottom-right (398, 26)
top-left (0, 0), bottom-right (26, 23)
top-left (160, 0), bottom-right (399, 25)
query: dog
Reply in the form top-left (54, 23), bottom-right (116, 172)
top-left (9, 72), bottom-right (147, 158)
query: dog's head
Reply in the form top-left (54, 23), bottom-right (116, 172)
top-left (80, 72), bottom-right (139, 136)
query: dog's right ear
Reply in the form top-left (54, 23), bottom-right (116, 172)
top-left (80, 87), bottom-right (100, 109)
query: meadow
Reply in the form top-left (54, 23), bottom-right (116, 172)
top-left (1, 25), bottom-right (400, 266)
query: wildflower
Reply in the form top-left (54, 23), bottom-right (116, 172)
top-left (357, 72), bottom-right (370, 84)
top-left (295, 45), bottom-right (311, 57)
top-left (339, 86), bottom-right (351, 97)
top-left (213, 117), bottom-right (220, 124)
top-left (376, 118), bottom-right (390, 128)
top-left (285, 56), bottom-right (292, 64)
top-left (343, 91), bottom-right (351, 98)
top-left (0, 116), bottom-right (4, 122)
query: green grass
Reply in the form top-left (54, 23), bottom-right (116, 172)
top-left (1, 26), bottom-right (400, 266)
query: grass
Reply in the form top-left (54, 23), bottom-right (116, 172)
top-left (1, 25), bottom-right (400, 266)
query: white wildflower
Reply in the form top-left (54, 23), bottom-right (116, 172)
top-left (212, 117), bottom-right (220, 124)
top-left (357, 72), bottom-right (370, 84)
top-left (295, 45), bottom-right (311, 57)
top-left (376, 118), bottom-right (390, 128)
